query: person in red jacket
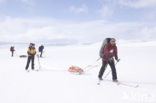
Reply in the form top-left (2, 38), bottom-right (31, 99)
top-left (10, 46), bottom-right (15, 57)
top-left (98, 38), bottom-right (120, 82)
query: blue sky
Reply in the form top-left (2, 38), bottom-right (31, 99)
top-left (0, 0), bottom-right (100, 20)
top-left (0, 0), bottom-right (155, 22)
top-left (0, 0), bottom-right (156, 43)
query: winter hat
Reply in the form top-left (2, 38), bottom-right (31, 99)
top-left (29, 43), bottom-right (35, 47)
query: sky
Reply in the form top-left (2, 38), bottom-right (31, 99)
top-left (0, 0), bottom-right (156, 43)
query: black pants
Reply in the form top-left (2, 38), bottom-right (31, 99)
top-left (98, 60), bottom-right (117, 80)
top-left (40, 51), bottom-right (43, 57)
top-left (25, 56), bottom-right (35, 70)
top-left (11, 51), bottom-right (14, 57)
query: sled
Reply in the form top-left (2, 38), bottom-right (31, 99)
top-left (19, 55), bottom-right (27, 58)
top-left (68, 66), bottom-right (84, 74)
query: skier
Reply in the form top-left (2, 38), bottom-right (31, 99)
top-left (98, 38), bottom-right (120, 82)
top-left (38, 45), bottom-right (44, 57)
top-left (10, 46), bottom-right (15, 57)
top-left (25, 43), bottom-right (36, 71)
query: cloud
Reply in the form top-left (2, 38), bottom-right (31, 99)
top-left (69, 4), bottom-right (88, 14)
top-left (99, 0), bottom-right (156, 8)
top-left (98, 6), bottom-right (113, 17)
top-left (97, 0), bottom-right (116, 18)
top-left (124, 0), bottom-right (156, 8)
top-left (97, 0), bottom-right (156, 22)
top-left (98, 0), bottom-right (156, 8)
top-left (118, 0), bottom-right (156, 8)
top-left (0, 16), bottom-right (156, 44)
top-left (0, 17), bottom-right (55, 42)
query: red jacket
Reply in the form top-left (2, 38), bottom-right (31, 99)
top-left (10, 47), bottom-right (15, 51)
top-left (102, 43), bottom-right (118, 61)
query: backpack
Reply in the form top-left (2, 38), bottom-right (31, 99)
top-left (99, 38), bottom-right (111, 58)
top-left (39, 45), bottom-right (44, 52)
top-left (39, 46), bottom-right (43, 52)
top-left (39, 46), bottom-right (41, 52)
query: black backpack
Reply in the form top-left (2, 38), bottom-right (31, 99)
top-left (99, 38), bottom-right (111, 58)
top-left (39, 46), bottom-right (44, 52)
top-left (39, 46), bottom-right (42, 52)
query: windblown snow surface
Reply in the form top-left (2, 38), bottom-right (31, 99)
top-left (0, 41), bottom-right (156, 103)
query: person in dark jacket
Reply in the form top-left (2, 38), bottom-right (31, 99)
top-left (98, 38), bottom-right (120, 82)
top-left (10, 46), bottom-right (15, 57)
top-left (25, 43), bottom-right (36, 71)
top-left (38, 45), bottom-right (44, 57)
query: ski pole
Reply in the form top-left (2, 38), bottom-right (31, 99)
top-left (104, 59), bottom-right (120, 78)
top-left (37, 54), bottom-right (41, 70)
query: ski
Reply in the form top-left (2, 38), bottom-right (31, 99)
top-left (115, 81), bottom-right (139, 88)
top-left (97, 79), bottom-right (103, 85)
top-left (97, 79), bottom-right (139, 88)
top-left (26, 69), bottom-right (30, 72)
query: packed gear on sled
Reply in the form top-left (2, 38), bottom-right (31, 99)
top-left (19, 55), bottom-right (27, 58)
top-left (68, 66), bottom-right (83, 73)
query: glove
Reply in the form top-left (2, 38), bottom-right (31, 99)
top-left (116, 59), bottom-right (120, 62)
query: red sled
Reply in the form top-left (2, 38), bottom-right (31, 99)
top-left (19, 55), bottom-right (27, 58)
top-left (68, 66), bottom-right (84, 74)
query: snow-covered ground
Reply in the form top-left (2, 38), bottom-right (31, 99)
top-left (0, 41), bottom-right (156, 103)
